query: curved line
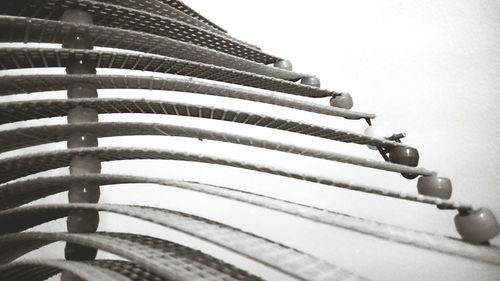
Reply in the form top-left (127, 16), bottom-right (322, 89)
top-left (0, 74), bottom-right (373, 119)
top-left (0, 98), bottom-right (399, 150)
top-left (0, 147), bottom-right (436, 203)
top-left (0, 260), bottom-right (130, 281)
top-left (0, 147), bottom-right (459, 207)
top-left (0, 174), bottom-right (495, 267)
top-left (0, 47), bottom-right (332, 98)
top-left (87, 0), bottom-right (259, 51)
top-left (0, 0), bottom-right (275, 63)
top-left (158, 0), bottom-right (226, 32)
top-left (0, 122), bottom-right (431, 175)
top-left (0, 16), bottom-right (295, 80)
top-left (0, 203), bottom-right (366, 281)
top-left (0, 232), bottom-right (263, 281)
top-left (100, 0), bottom-right (225, 34)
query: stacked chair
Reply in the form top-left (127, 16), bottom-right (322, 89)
top-left (0, 0), bottom-right (499, 280)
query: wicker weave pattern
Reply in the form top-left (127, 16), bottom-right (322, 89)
top-left (0, 0), bottom-right (494, 279)
top-left (95, 0), bottom-right (224, 34)
top-left (0, 16), bottom-right (298, 80)
top-left (0, 259), bottom-right (169, 281)
top-left (0, 74), bottom-right (372, 119)
top-left (0, 48), bottom-right (331, 97)
top-left (0, 203), bottom-right (368, 281)
top-left (94, 0), bottom-right (261, 50)
top-left (0, 147), bottom-right (440, 203)
top-left (0, 259), bottom-right (130, 281)
top-left (157, 0), bottom-right (226, 32)
top-left (0, 232), bottom-right (265, 281)
top-left (0, 0), bottom-right (275, 63)
top-left (88, 260), bottom-right (168, 281)
top-left (0, 173), bottom-right (470, 215)
top-left (0, 122), bottom-right (432, 175)
top-left (0, 263), bottom-right (60, 281)
top-left (1, 175), bottom-right (498, 266)
top-left (0, 98), bottom-right (401, 148)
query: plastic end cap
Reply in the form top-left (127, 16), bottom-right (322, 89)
top-left (273, 59), bottom-right (293, 71)
top-left (301, 76), bottom-right (321, 88)
top-left (455, 208), bottom-right (500, 244)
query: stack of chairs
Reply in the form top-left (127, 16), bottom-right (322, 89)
top-left (0, 0), bottom-right (499, 280)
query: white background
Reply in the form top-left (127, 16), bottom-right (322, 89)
top-left (3, 0), bottom-right (500, 280)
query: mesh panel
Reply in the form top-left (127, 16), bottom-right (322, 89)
top-left (0, 48), bottom-right (331, 97)
top-left (0, 0), bottom-right (276, 63)
top-left (0, 232), bottom-right (265, 281)
top-left (0, 74), bottom-right (372, 119)
top-left (0, 260), bottom-right (130, 281)
top-left (0, 122), bottom-right (432, 175)
top-left (0, 147), bottom-right (434, 203)
top-left (157, 0), bottom-right (226, 32)
top-left (0, 16), bottom-right (298, 80)
top-left (0, 98), bottom-right (399, 148)
top-left (0, 259), bottom-right (168, 281)
top-left (0, 176), bottom-right (498, 267)
top-left (95, 0), bottom-right (223, 34)
top-left (0, 204), bottom-right (367, 281)
top-left (0, 264), bottom-right (60, 281)
top-left (95, 0), bottom-right (260, 50)
top-left (89, 260), bottom-right (167, 281)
